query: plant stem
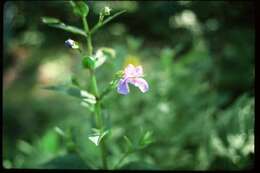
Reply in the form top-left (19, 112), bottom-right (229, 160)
top-left (91, 72), bottom-right (108, 169)
top-left (82, 16), bottom-right (108, 169)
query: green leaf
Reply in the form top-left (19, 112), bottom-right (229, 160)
top-left (88, 130), bottom-right (109, 146)
top-left (37, 130), bottom-right (59, 154)
top-left (42, 16), bottom-right (86, 37)
top-left (51, 23), bottom-right (86, 37)
top-left (70, 1), bottom-right (89, 17)
top-left (123, 135), bottom-right (134, 152)
top-left (138, 130), bottom-right (154, 149)
top-left (40, 154), bottom-right (90, 169)
top-left (17, 140), bottom-right (33, 155)
top-left (54, 126), bottom-right (66, 137)
top-left (120, 161), bottom-right (160, 170)
top-left (42, 16), bottom-right (61, 24)
top-left (43, 85), bottom-right (96, 104)
top-left (82, 56), bottom-right (96, 69)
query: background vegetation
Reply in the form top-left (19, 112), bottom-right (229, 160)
top-left (3, 1), bottom-right (254, 170)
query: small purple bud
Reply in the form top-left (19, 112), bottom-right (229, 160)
top-left (65, 39), bottom-right (79, 49)
top-left (65, 39), bottom-right (74, 48)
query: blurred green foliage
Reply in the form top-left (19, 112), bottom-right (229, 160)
top-left (3, 1), bottom-right (254, 170)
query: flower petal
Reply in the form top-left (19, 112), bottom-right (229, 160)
top-left (117, 79), bottom-right (130, 95)
top-left (128, 78), bottom-right (149, 93)
top-left (124, 64), bottom-right (136, 77)
top-left (135, 66), bottom-right (143, 77)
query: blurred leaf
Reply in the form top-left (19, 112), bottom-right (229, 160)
top-left (70, 1), bottom-right (89, 17)
top-left (80, 101), bottom-right (95, 112)
top-left (160, 47), bottom-right (174, 68)
top-left (138, 130), bottom-right (153, 149)
top-left (99, 47), bottom-right (116, 59)
top-left (123, 135), bottom-right (134, 152)
top-left (40, 154), bottom-right (90, 169)
top-left (41, 16), bottom-right (60, 24)
top-left (3, 160), bottom-right (12, 169)
top-left (54, 127), bottom-right (66, 137)
top-left (43, 85), bottom-right (96, 104)
top-left (94, 47), bottom-right (116, 69)
top-left (120, 161), bottom-right (160, 170)
top-left (126, 36), bottom-right (143, 52)
top-left (42, 16), bottom-right (86, 37)
top-left (17, 140), bottom-right (33, 155)
top-left (37, 130), bottom-right (59, 154)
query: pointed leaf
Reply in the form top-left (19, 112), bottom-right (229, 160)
top-left (123, 135), bottom-right (134, 152)
top-left (51, 23), bottom-right (86, 37)
top-left (88, 130), bottom-right (109, 146)
top-left (139, 131), bottom-right (153, 148)
top-left (88, 136), bottom-right (100, 146)
top-left (42, 16), bottom-right (61, 24)
top-left (42, 16), bottom-right (86, 37)
top-left (54, 126), bottom-right (66, 137)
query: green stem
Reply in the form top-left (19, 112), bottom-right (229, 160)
top-left (82, 16), bottom-right (92, 55)
top-left (91, 74), bottom-right (107, 169)
top-left (82, 15), bottom-right (108, 169)
top-left (87, 34), bottom-right (93, 56)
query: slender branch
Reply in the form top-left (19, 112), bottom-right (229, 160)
top-left (82, 16), bottom-right (92, 55)
top-left (90, 10), bottom-right (127, 35)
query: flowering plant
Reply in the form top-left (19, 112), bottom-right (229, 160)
top-left (42, 1), bottom-right (152, 170)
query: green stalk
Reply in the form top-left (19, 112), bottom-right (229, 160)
top-left (82, 15), bottom-right (108, 169)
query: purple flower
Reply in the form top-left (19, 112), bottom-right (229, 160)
top-left (117, 64), bottom-right (149, 95)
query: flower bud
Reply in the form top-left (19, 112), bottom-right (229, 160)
top-left (99, 6), bottom-right (112, 22)
top-left (65, 38), bottom-right (79, 49)
top-left (103, 6), bottom-right (111, 16)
